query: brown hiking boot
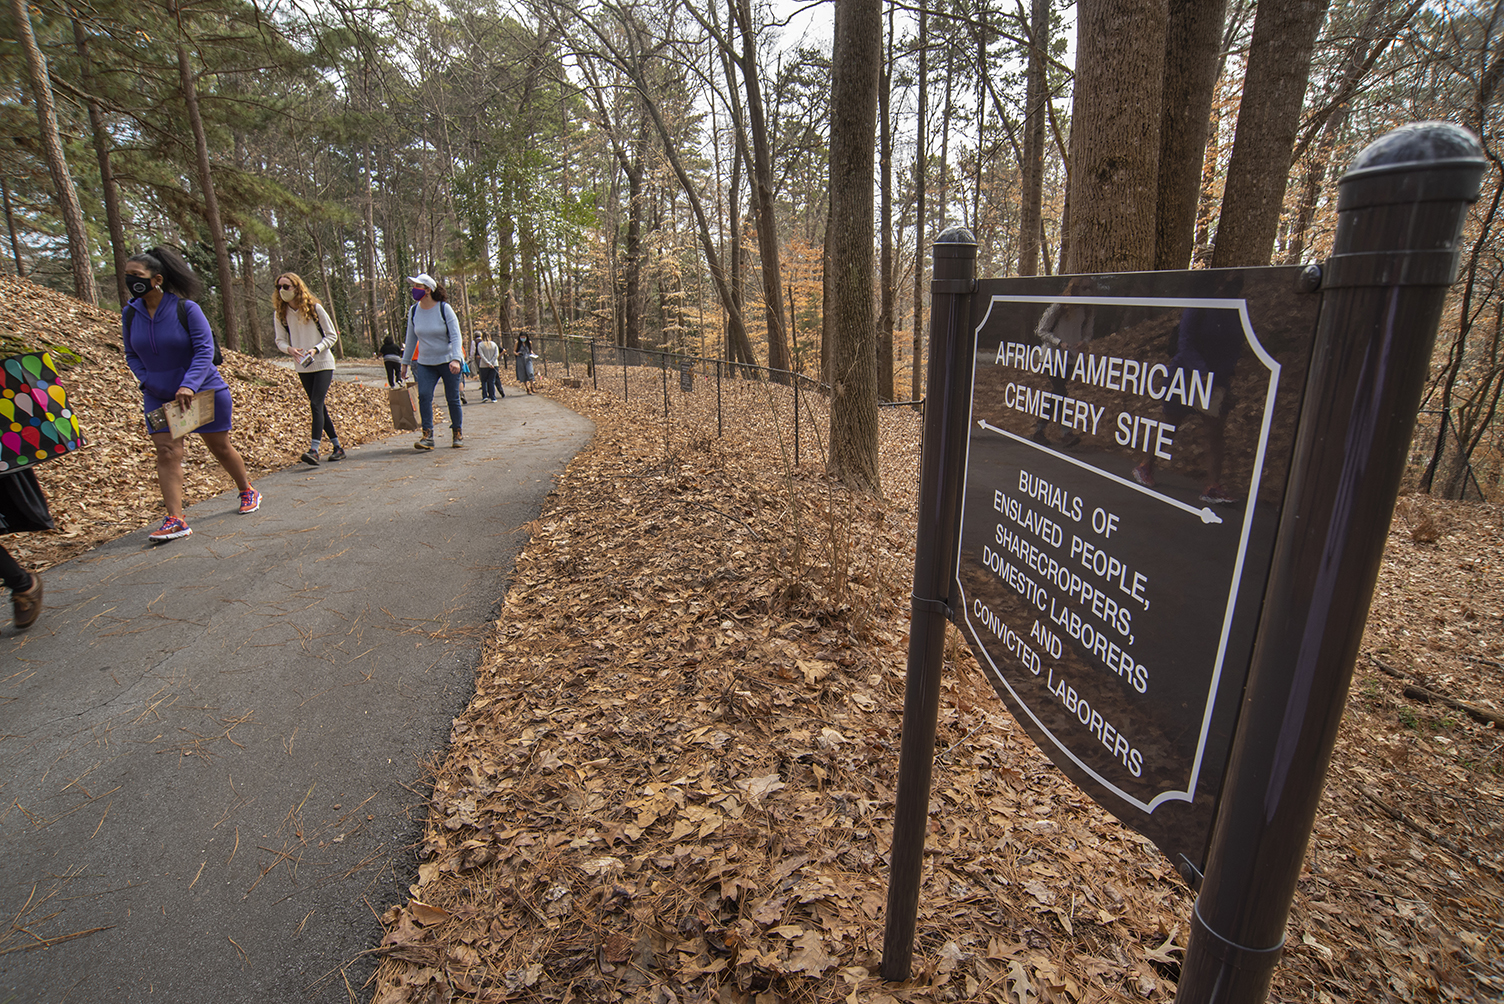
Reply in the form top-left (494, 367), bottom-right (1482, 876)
top-left (12, 573), bottom-right (42, 630)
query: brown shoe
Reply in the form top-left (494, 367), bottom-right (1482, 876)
top-left (12, 573), bottom-right (41, 630)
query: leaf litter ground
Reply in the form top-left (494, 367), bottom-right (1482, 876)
top-left (5, 277), bottom-right (1499, 1003)
top-left (369, 372), bottom-right (1502, 1003)
top-left (0, 274), bottom-right (398, 570)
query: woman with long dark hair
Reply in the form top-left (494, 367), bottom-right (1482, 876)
top-left (400, 272), bottom-right (464, 450)
top-left (122, 246), bottom-right (261, 542)
top-left (514, 331), bottom-right (536, 394)
top-left (273, 271), bottom-right (346, 465)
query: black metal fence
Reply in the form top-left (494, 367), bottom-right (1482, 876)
top-left (1409, 409), bottom-right (1492, 501)
top-left (525, 334), bottom-right (924, 468)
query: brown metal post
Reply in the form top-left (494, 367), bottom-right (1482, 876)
top-left (881, 226), bottom-right (976, 981)
top-left (1175, 122), bottom-right (1485, 1004)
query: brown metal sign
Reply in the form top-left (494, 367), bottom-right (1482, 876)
top-left (952, 267), bottom-right (1320, 877)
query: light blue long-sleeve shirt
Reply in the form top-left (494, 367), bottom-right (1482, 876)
top-left (401, 301), bottom-right (462, 366)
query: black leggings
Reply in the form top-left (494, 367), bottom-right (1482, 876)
top-left (298, 369), bottom-right (339, 443)
top-left (384, 360), bottom-right (402, 387)
top-left (0, 543), bottom-right (29, 591)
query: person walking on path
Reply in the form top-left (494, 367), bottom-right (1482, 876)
top-left (475, 332), bottom-right (503, 402)
top-left (1, 469), bottom-right (50, 629)
top-left (1, 542), bottom-right (42, 629)
top-left (515, 332), bottom-right (537, 394)
top-left (401, 272), bottom-right (465, 450)
top-left (273, 272), bottom-right (347, 467)
top-left (379, 335), bottom-right (404, 387)
top-left (123, 247), bottom-right (261, 543)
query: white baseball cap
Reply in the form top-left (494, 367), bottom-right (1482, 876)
top-left (407, 272), bottom-right (437, 290)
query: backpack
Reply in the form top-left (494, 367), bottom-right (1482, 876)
top-left (280, 307), bottom-right (329, 350)
top-left (123, 297), bottom-right (223, 366)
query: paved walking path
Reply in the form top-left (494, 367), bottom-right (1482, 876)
top-left (0, 384), bottom-right (592, 1002)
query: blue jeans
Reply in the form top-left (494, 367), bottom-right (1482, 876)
top-left (479, 367), bottom-right (501, 401)
top-left (412, 362), bottom-right (462, 433)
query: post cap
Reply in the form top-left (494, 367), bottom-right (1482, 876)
top-left (935, 225), bottom-right (976, 246)
top-left (1338, 122), bottom-right (1486, 212)
top-left (1347, 121), bottom-right (1483, 174)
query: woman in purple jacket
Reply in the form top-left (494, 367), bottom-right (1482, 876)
top-left (122, 247), bottom-right (261, 543)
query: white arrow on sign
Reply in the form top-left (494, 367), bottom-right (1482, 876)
top-left (976, 419), bottom-right (1225, 525)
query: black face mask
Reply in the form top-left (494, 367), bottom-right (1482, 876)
top-left (125, 275), bottom-right (153, 298)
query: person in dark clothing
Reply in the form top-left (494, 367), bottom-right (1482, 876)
top-left (1, 542), bottom-right (41, 629)
top-left (380, 336), bottom-right (403, 387)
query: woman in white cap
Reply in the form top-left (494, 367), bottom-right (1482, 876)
top-left (400, 272), bottom-right (464, 450)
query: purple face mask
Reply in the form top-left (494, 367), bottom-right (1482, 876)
top-left (411, 288), bottom-right (427, 301)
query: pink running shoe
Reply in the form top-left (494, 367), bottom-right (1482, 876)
top-left (238, 488), bottom-right (262, 514)
top-left (149, 516), bottom-right (192, 543)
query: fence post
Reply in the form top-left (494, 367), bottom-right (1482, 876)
top-left (661, 351), bottom-right (669, 418)
top-left (622, 345), bottom-right (629, 402)
top-left (794, 377), bottom-right (801, 468)
top-left (591, 341), bottom-right (598, 390)
top-left (716, 359), bottom-right (723, 439)
top-left (880, 226), bottom-right (977, 981)
top-left (1174, 122), bottom-right (1485, 1004)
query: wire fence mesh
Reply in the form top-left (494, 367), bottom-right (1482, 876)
top-left (1409, 409), bottom-right (1494, 501)
top-left (527, 335), bottom-right (923, 471)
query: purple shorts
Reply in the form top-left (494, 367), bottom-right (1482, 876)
top-left (142, 385), bottom-right (234, 435)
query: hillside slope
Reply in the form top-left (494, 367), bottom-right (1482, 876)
top-left (0, 275), bottom-right (395, 568)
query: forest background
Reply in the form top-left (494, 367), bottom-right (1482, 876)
top-left (0, 0), bottom-right (1501, 494)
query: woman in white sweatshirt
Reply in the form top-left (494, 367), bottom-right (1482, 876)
top-left (273, 272), bottom-right (346, 465)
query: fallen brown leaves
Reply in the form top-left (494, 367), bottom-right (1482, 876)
top-left (9, 277), bottom-right (1499, 1002)
top-left (372, 372), bottom-right (1502, 1003)
top-left (0, 274), bottom-right (396, 569)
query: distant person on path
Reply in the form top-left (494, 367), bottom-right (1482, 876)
top-left (515, 332), bottom-right (537, 394)
top-left (1031, 276), bottom-right (1096, 448)
top-left (1, 469), bottom-right (51, 628)
top-left (273, 272), bottom-right (346, 466)
top-left (1132, 285), bottom-right (1245, 506)
top-left (401, 272), bottom-right (465, 450)
top-left (122, 247), bottom-right (261, 543)
top-left (379, 335), bottom-right (403, 387)
top-left (1, 541), bottom-right (41, 629)
top-left (475, 332), bottom-right (503, 402)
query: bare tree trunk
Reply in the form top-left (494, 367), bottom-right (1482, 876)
top-left (937, 46), bottom-right (954, 230)
top-left (877, 4), bottom-right (895, 400)
top-left (735, 0), bottom-right (791, 375)
top-left (1211, 0), bottom-right (1331, 268)
top-left (1286, 0), bottom-right (1419, 263)
top-left (910, 6), bottom-right (927, 402)
top-left (1154, 0), bottom-right (1228, 270)
top-left (71, 13), bottom-right (127, 305)
top-left (1, 181), bottom-right (23, 275)
top-left (728, 134), bottom-right (750, 367)
top-left (624, 126), bottom-right (646, 349)
top-left (232, 132), bottom-right (267, 356)
top-left (170, 0), bottom-right (239, 347)
top-left (1018, 0), bottom-right (1049, 276)
top-left (1422, 164), bottom-right (1503, 493)
top-left (12, 0), bottom-right (95, 303)
top-left (827, 0), bottom-right (882, 491)
top-left (1066, 0), bottom-right (1169, 274)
